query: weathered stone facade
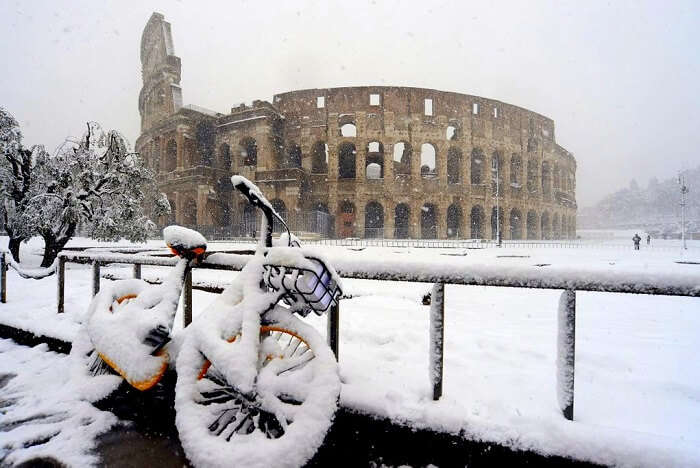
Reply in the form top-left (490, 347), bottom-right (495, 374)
top-left (136, 13), bottom-right (577, 240)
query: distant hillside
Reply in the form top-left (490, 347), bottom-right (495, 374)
top-left (578, 167), bottom-right (700, 234)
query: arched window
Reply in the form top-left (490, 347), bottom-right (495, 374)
top-left (311, 141), bottom-right (328, 173)
top-left (165, 139), bottom-right (177, 172)
top-left (527, 159), bottom-right (537, 193)
top-left (182, 196), bottom-right (197, 226)
top-left (338, 142), bottom-right (356, 179)
top-left (553, 163), bottom-right (561, 190)
top-left (447, 147), bottom-right (462, 184)
top-left (421, 203), bottom-right (437, 239)
top-left (470, 205), bottom-right (484, 239)
top-left (196, 122), bottom-right (215, 166)
top-left (510, 209), bottom-right (523, 240)
top-left (364, 201), bottom-right (384, 238)
top-left (366, 141), bottom-right (384, 179)
top-left (446, 122), bottom-right (460, 141)
top-left (510, 154), bottom-right (522, 185)
top-left (240, 137), bottom-right (257, 166)
top-left (393, 142), bottom-right (411, 176)
top-left (542, 162), bottom-right (551, 196)
top-left (340, 123), bottom-right (357, 137)
top-left (394, 203), bottom-right (410, 239)
top-left (420, 143), bottom-right (437, 178)
top-left (286, 145), bottom-right (302, 168)
top-left (219, 143), bottom-right (231, 170)
top-left (447, 204), bottom-right (462, 238)
top-left (471, 148), bottom-right (483, 184)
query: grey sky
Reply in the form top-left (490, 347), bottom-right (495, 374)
top-left (1, 0), bottom-right (698, 207)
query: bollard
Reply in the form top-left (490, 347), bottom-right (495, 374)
top-left (92, 261), bottom-right (100, 297)
top-left (557, 289), bottom-right (576, 421)
top-left (133, 263), bottom-right (142, 279)
top-left (57, 257), bottom-right (65, 313)
top-left (327, 302), bottom-right (340, 360)
top-left (0, 252), bottom-right (6, 304)
top-left (430, 282), bottom-right (445, 401)
top-left (183, 269), bottom-right (192, 327)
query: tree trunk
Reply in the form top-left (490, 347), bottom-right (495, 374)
top-left (40, 225), bottom-right (75, 267)
top-left (8, 236), bottom-right (23, 262)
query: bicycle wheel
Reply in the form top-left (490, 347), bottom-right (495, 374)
top-left (175, 314), bottom-right (340, 468)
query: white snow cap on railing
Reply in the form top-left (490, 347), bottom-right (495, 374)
top-left (1, 250), bottom-right (58, 279)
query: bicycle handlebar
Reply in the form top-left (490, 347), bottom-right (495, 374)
top-left (232, 176), bottom-right (293, 248)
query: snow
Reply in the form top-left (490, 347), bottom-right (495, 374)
top-left (0, 339), bottom-right (118, 466)
top-left (1, 235), bottom-right (699, 466)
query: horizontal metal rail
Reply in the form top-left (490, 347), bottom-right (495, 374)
top-left (2, 249), bottom-right (698, 424)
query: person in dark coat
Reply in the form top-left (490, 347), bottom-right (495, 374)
top-left (646, 234), bottom-right (651, 245)
top-left (633, 233), bottom-right (641, 250)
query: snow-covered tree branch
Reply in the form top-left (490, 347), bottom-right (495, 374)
top-left (21, 122), bottom-right (170, 266)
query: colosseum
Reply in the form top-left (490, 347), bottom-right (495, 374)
top-left (135, 13), bottom-right (577, 241)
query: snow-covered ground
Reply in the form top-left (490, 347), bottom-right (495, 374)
top-left (0, 236), bottom-right (699, 467)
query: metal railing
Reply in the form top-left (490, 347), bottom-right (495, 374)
top-left (2, 248), bottom-right (699, 424)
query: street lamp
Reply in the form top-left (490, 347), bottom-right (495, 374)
top-left (678, 172), bottom-right (689, 252)
top-left (493, 156), bottom-right (502, 247)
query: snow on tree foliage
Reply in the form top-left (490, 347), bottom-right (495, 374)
top-left (0, 107), bottom-right (47, 262)
top-left (21, 122), bottom-right (170, 267)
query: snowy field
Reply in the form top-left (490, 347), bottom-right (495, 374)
top-left (0, 236), bottom-right (699, 467)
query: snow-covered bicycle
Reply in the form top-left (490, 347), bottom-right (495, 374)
top-left (174, 176), bottom-right (343, 467)
top-left (70, 225), bottom-right (207, 400)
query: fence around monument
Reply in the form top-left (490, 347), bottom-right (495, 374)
top-left (1, 248), bottom-right (697, 424)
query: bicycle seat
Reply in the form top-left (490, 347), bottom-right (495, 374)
top-left (164, 225), bottom-right (207, 259)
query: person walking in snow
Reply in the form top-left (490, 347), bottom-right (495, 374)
top-left (633, 233), bottom-right (641, 250)
top-left (646, 234), bottom-right (651, 245)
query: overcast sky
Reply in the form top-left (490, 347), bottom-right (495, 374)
top-left (1, 0), bottom-right (698, 207)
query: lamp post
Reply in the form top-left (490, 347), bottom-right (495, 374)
top-left (679, 172), bottom-right (689, 252)
top-left (493, 156), bottom-right (502, 247)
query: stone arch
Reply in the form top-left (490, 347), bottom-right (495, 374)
top-left (240, 137), bottom-right (257, 167)
top-left (393, 142), bottom-right (412, 176)
top-left (541, 211), bottom-right (551, 240)
top-left (165, 139), bottom-right (177, 172)
top-left (420, 143), bottom-right (437, 178)
top-left (447, 203), bottom-right (462, 239)
top-left (561, 215), bottom-right (568, 239)
top-left (338, 142), bottom-right (356, 179)
top-left (553, 163), bottom-right (561, 190)
top-left (510, 208), bottom-right (523, 240)
top-left (195, 121), bottom-right (215, 166)
top-left (552, 213), bottom-right (561, 239)
top-left (447, 147), bottom-right (462, 184)
top-left (526, 210), bottom-right (538, 240)
top-left (471, 148), bottom-right (484, 184)
top-left (311, 141), bottom-right (328, 173)
top-left (364, 201), bottom-right (384, 238)
top-left (510, 154), bottom-right (522, 185)
top-left (446, 120), bottom-right (461, 141)
top-left (181, 196), bottom-right (197, 226)
top-left (527, 159), bottom-right (537, 193)
top-left (340, 123), bottom-right (357, 137)
top-left (394, 203), bottom-right (410, 239)
top-left (421, 203), bottom-right (438, 239)
top-left (338, 200), bottom-right (356, 238)
top-left (286, 144), bottom-right (302, 169)
top-left (491, 206), bottom-right (504, 240)
top-left (366, 141), bottom-right (384, 179)
top-left (527, 137), bottom-right (539, 153)
top-left (184, 138), bottom-right (197, 167)
top-left (218, 143), bottom-right (231, 170)
top-left (542, 161), bottom-right (551, 196)
top-left (470, 205), bottom-right (485, 239)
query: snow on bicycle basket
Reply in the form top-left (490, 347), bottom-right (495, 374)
top-left (263, 250), bottom-right (342, 315)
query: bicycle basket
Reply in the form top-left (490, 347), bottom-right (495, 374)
top-left (263, 257), bottom-right (342, 315)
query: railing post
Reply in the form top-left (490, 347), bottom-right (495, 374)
top-left (430, 282), bottom-right (445, 400)
top-left (57, 257), bottom-right (65, 313)
top-left (557, 289), bottom-right (576, 420)
top-left (92, 261), bottom-right (100, 297)
top-left (1, 252), bottom-right (6, 303)
top-left (327, 302), bottom-right (340, 360)
top-left (183, 269), bottom-right (192, 327)
top-left (133, 263), bottom-right (141, 279)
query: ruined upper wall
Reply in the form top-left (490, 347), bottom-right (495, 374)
top-left (273, 86), bottom-right (557, 143)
